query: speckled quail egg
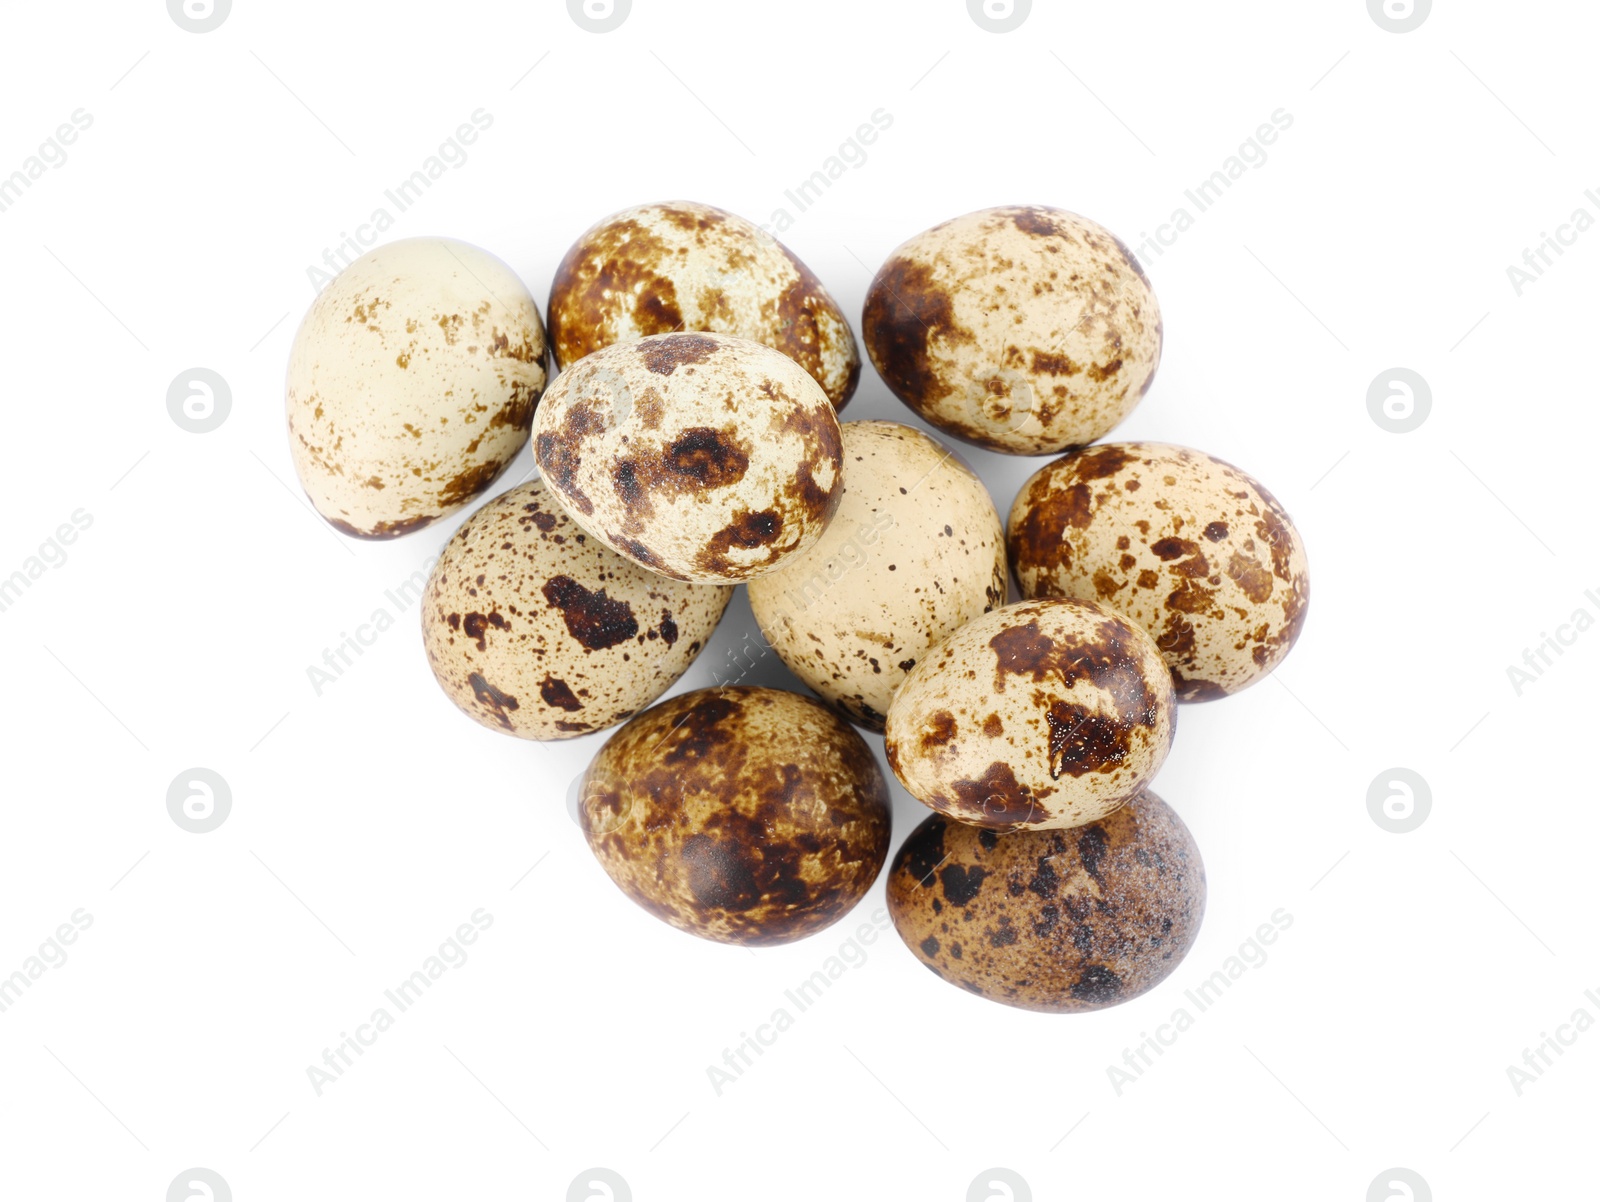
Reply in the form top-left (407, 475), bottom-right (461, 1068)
top-left (861, 206), bottom-right (1160, 455)
top-left (576, 686), bottom-right (892, 945)
top-left (286, 237), bottom-right (547, 538)
top-left (533, 332), bottom-right (842, 582)
top-left (1008, 443), bottom-right (1310, 701)
top-left (549, 200), bottom-right (859, 410)
top-left (884, 598), bottom-right (1175, 831)
top-left (747, 420), bottom-right (1007, 730)
top-left (420, 478), bottom-right (730, 740)
top-left (886, 791), bottom-right (1205, 1013)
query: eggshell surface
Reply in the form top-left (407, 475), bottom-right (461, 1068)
top-left (884, 598), bottom-right (1175, 831)
top-left (577, 687), bottom-right (892, 946)
top-left (747, 421), bottom-right (1007, 730)
top-left (549, 200), bottom-right (860, 409)
top-left (421, 479), bottom-right (730, 740)
top-left (886, 791), bottom-right (1205, 1013)
top-left (286, 237), bottom-right (547, 538)
top-left (861, 206), bottom-right (1160, 454)
top-left (533, 332), bottom-right (843, 582)
top-left (1008, 442), bottom-right (1310, 701)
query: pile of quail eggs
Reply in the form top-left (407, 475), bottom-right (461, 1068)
top-left (286, 201), bottom-right (1309, 1014)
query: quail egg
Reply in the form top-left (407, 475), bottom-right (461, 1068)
top-left (577, 686), bottom-right (892, 945)
top-left (286, 237), bottom-right (547, 538)
top-left (884, 598), bottom-right (1175, 830)
top-left (533, 332), bottom-right (843, 582)
top-left (886, 791), bottom-right (1205, 1013)
top-left (1008, 442), bottom-right (1310, 700)
top-left (421, 478), bottom-right (731, 740)
top-left (861, 206), bottom-right (1160, 454)
top-left (549, 200), bottom-right (859, 409)
top-left (747, 420), bottom-right (1007, 730)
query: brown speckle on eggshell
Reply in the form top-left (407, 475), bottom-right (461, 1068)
top-left (533, 332), bottom-right (843, 583)
top-left (421, 478), bottom-right (730, 740)
top-left (861, 206), bottom-right (1160, 454)
top-left (1008, 442), bottom-right (1310, 701)
top-left (747, 420), bottom-right (1008, 730)
top-left (884, 598), bottom-right (1176, 831)
top-left (886, 792), bottom-right (1205, 1013)
top-left (286, 237), bottom-right (547, 538)
top-left (577, 686), bottom-right (892, 946)
top-left (548, 200), bottom-right (860, 409)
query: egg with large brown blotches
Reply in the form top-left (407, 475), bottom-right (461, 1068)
top-left (576, 686), bottom-right (892, 946)
top-left (861, 205), bottom-right (1160, 454)
top-left (1008, 442), bottom-right (1310, 701)
top-left (533, 332), bottom-right (843, 582)
top-left (286, 237), bottom-right (547, 539)
top-left (548, 201), bottom-right (860, 410)
top-left (421, 478), bottom-right (730, 740)
top-left (886, 792), bottom-right (1206, 1013)
top-left (747, 420), bottom-right (1007, 731)
top-left (884, 598), bottom-right (1175, 831)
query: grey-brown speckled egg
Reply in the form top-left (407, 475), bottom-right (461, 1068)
top-left (533, 332), bottom-right (842, 582)
top-left (861, 206), bottom-right (1160, 454)
top-left (1008, 443), bottom-right (1310, 701)
top-left (548, 200), bottom-right (859, 409)
top-left (884, 598), bottom-right (1175, 831)
top-left (886, 792), bottom-right (1205, 1013)
top-left (576, 686), bottom-right (892, 946)
top-left (286, 238), bottom-right (547, 539)
top-left (747, 421), bottom-right (1007, 731)
top-left (421, 478), bottom-right (730, 740)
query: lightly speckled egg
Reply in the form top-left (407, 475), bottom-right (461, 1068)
top-left (861, 205), bottom-right (1161, 455)
top-left (421, 478), bottom-right (731, 740)
top-left (1008, 442), bottom-right (1310, 701)
top-left (548, 200), bottom-right (860, 409)
top-left (884, 598), bottom-right (1175, 831)
top-left (286, 237), bottom-right (548, 539)
top-left (576, 686), bottom-right (892, 946)
top-left (747, 420), bottom-right (1007, 731)
top-left (533, 332), bottom-right (843, 582)
top-left (886, 791), bottom-right (1205, 1013)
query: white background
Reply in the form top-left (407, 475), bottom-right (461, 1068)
top-left (0, 1), bottom-right (1593, 1199)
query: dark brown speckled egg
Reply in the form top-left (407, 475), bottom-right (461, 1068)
top-left (533, 332), bottom-right (843, 583)
top-left (1008, 442), bottom-right (1310, 701)
top-left (421, 478), bottom-right (730, 740)
top-left (548, 200), bottom-right (860, 410)
top-left (884, 598), bottom-right (1176, 831)
top-left (886, 792), bottom-right (1205, 1013)
top-left (862, 206), bottom-right (1161, 455)
top-left (577, 686), bottom-right (892, 946)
